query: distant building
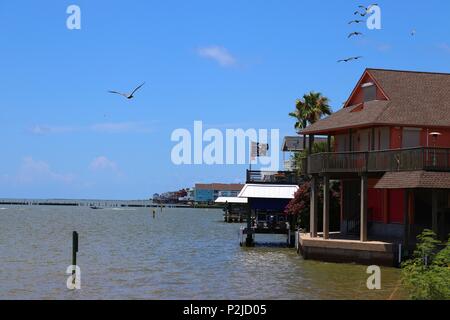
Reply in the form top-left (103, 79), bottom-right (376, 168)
top-left (179, 188), bottom-right (195, 203)
top-left (155, 189), bottom-right (188, 204)
top-left (195, 183), bottom-right (244, 203)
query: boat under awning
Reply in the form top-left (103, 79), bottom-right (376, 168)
top-left (375, 171), bottom-right (450, 189)
top-left (238, 184), bottom-right (299, 199)
top-left (215, 197), bottom-right (248, 204)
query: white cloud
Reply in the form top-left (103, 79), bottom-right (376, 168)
top-left (90, 156), bottom-right (120, 173)
top-left (197, 46), bottom-right (237, 67)
top-left (16, 157), bottom-right (75, 184)
top-left (29, 125), bottom-right (77, 135)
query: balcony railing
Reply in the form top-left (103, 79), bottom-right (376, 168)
top-left (246, 170), bottom-right (300, 184)
top-left (307, 147), bottom-right (450, 175)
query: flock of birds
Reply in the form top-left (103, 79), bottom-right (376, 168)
top-left (107, 5), bottom-right (417, 97)
top-left (338, 4), bottom-right (416, 63)
top-left (337, 4), bottom-right (378, 63)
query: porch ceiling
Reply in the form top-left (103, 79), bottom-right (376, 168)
top-left (375, 170), bottom-right (450, 189)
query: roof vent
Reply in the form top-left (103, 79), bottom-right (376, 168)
top-left (361, 82), bottom-right (374, 88)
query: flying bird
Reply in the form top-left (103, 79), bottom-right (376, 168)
top-left (337, 56), bottom-right (363, 63)
top-left (358, 4), bottom-right (379, 12)
top-left (108, 82), bottom-right (146, 100)
top-left (348, 19), bottom-right (365, 24)
top-left (354, 10), bottom-right (367, 16)
top-left (348, 32), bottom-right (363, 38)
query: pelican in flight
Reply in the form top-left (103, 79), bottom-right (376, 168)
top-left (108, 82), bottom-right (146, 100)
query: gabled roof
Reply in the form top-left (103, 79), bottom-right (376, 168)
top-left (300, 100), bottom-right (390, 135)
top-left (302, 68), bottom-right (450, 134)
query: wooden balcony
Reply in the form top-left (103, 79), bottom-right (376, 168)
top-left (307, 147), bottom-right (450, 175)
top-left (246, 170), bottom-right (301, 185)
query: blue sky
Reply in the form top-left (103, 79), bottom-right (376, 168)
top-left (0, 0), bottom-right (449, 199)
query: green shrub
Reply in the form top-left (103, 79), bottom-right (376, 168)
top-left (401, 229), bottom-right (450, 300)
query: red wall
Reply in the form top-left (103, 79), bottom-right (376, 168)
top-left (388, 189), bottom-right (404, 223)
top-left (390, 127), bottom-right (402, 149)
top-left (420, 128), bottom-right (450, 148)
top-left (368, 188), bottom-right (384, 222)
top-left (366, 189), bottom-right (404, 224)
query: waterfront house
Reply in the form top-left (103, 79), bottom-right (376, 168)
top-left (298, 68), bottom-right (450, 266)
top-left (194, 183), bottom-right (244, 204)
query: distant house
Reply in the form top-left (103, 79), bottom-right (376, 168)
top-left (282, 136), bottom-right (328, 171)
top-left (195, 183), bottom-right (244, 203)
top-left (298, 68), bottom-right (450, 266)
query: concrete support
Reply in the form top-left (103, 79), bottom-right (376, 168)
top-left (432, 190), bottom-right (439, 235)
top-left (360, 175), bottom-right (368, 242)
top-left (310, 175), bottom-right (319, 238)
top-left (323, 176), bottom-right (330, 240)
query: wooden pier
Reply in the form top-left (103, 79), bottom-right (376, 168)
top-left (214, 196), bottom-right (249, 223)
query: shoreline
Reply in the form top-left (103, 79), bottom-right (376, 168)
top-left (0, 199), bottom-right (223, 210)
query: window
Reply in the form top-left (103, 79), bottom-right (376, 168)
top-left (402, 128), bottom-right (421, 148)
top-left (362, 82), bottom-right (376, 102)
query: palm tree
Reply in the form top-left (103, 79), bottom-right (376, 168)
top-left (289, 91), bottom-right (332, 149)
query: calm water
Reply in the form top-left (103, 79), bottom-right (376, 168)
top-left (0, 206), bottom-right (407, 300)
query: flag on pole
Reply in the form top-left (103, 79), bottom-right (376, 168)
top-left (251, 141), bottom-right (269, 160)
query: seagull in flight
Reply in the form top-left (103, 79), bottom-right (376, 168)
top-left (354, 10), bottom-right (367, 16)
top-left (354, 4), bottom-right (378, 16)
top-left (348, 19), bottom-right (365, 24)
top-left (337, 56), bottom-right (363, 63)
top-left (108, 82), bottom-right (146, 100)
top-left (348, 32), bottom-right (363, 38)
top-left (358, 4), bottom-right (379, 12)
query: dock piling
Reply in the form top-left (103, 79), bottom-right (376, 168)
top-left (72, 231), bottom-right (78, 284)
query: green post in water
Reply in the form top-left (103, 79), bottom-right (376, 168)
top-left (72, 231), bottom-right (78, 284)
